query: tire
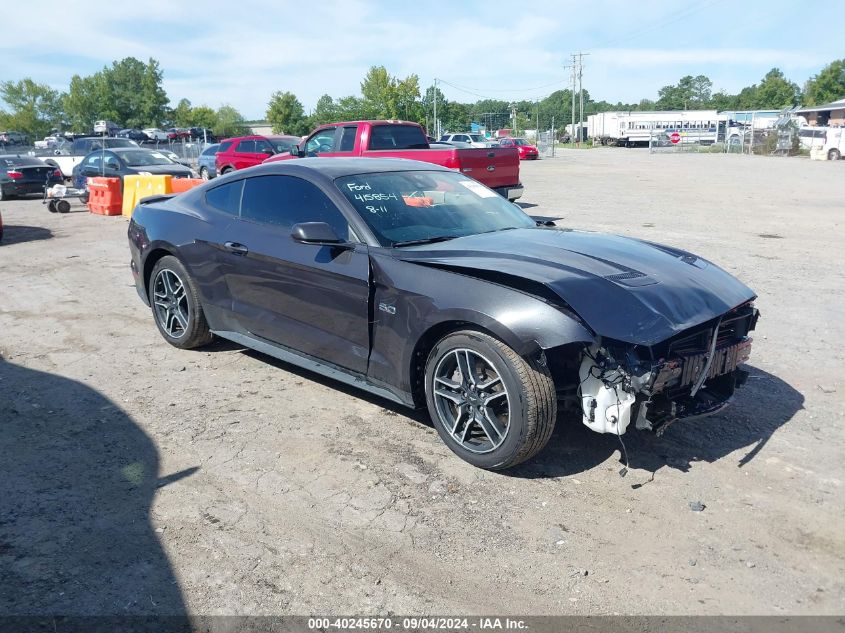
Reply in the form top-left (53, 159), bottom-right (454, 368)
top-left (47, 200), bottom-right (58, 213)
top-left (148, 255), bottom-right (214, 349)
top-left (199, 167), bottom-right (209, 180)
top-left (80, 191), bottom-right (89, 205)
top-left (0, 185), bottom-right (6, 201)
top-left (221, 166), bottom-right (233, 175)
top-left (424, 330), bottom-right (556, 470)
top-left (828, 149), bottom-right (840, 161)
top-left (56, 199), bottom-right (70, 214)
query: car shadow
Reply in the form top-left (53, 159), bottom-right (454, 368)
top-left (0, 356), bottom-right (192, 616)
top-left (0, 225), bottom-right (53, 245)
top-left (507, 365), bottom-right (803, 479)
top-left (516, 202), bottom-right (538, 209)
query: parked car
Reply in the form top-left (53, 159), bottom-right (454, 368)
top-left (34, 136), bottom-right (63, 149)
top-left (143, 128), bottom-right (169, 142)
top-left (117, 129), bottom-right (151, 143)
top-left (0, 155), bottom-right (64, 200)
top-left (0, 131), bottom-right (28, 145)
top-left (166, 128), bottom-right (191, 141)
top-left (0, 208), bottom-right (3, 241)
top-left (72, 147), bottom-right (195, 188)
top-left (128, 157), bottom-right (759, 470)
top-left (496, 137), bottom-right (539, 160)
top-left (821, 127), bottom-right (844, 160)
top-left (156, 148), bottom-right (192, 168)
top-left (93, 120), bottom-right (121, 136)
top-left (34, 137), bottom-right (140, 178)
top-left (189, 128), bottom-right (216, 142)
top-left (197, 143), bottom-right (220, 180)
top-left (438, 133), bottom-right (496, 148)
top-left (267, 120), bottom-right (523, 200)
top-left (214, 135), bottom-right (300, 174)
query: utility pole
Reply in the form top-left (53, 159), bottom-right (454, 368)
top-left (570, 53), bottom-right (577, 146)
top-left (432, 78), bottom-right (438, 139)
top-left (511, 103), bottom-right (517, 135)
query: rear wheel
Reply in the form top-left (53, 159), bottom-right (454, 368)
top-left (424, 330), bottom-right (556, 470)
top-left (221, 166), bottom-right (233, 175)
top-left (828, 149), bottom-right (841, 161)
top-left (148, 255), bottom-right (214, 349)
top-left (199, 167), bottom-right (210, 180)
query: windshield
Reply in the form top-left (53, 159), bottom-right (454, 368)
top-left (115, 150), bottom-right (176, 166)
top-left (271, 139), bottom-right (296, 153)
top-left (335, 171), bottom-right (535, 247)
top-left (511, 138), bottom-right (527, 146)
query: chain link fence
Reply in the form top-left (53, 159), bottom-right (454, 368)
top-left (536, 131), bottom-right (557, 157)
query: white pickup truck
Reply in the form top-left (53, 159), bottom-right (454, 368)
top-left (29, 137), bottom-right (140, 178)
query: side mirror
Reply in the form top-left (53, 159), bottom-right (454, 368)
top-left (291, 222), bottom-right (344, 245)
top-left (290, 145), bottom-right (303, 157)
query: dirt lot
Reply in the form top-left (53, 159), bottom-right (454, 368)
top-left (1, 150), bottom-right (843, 616)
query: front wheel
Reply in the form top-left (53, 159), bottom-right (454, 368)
top-left (829, 149), bottom-right (841, 161)
top-left (424, 330), bottom-right (556, 470)
top-left (148, 255), bottom-right (214, 349)
top-left (199, 167), bottom-right (209, 180)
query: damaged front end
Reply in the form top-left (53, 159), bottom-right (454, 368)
top-left (577, 302), bottom-right (759, 436)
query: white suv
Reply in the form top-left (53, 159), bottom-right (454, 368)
top-left (143, 128), bottom-right (169, 142)
top-left (438, 133), bottom-right (496, 148)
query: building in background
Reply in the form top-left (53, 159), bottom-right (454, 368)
top-left (794, 99), bottom-right (845, 127)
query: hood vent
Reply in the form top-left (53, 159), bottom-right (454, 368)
top-left (604, 270), bottom-right (658, 287)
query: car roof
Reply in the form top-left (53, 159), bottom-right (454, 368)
top-left (246, 157), bottom-right (451, 180)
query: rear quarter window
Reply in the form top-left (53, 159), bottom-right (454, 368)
top-left (217, 141), bottom-right (234, 153)
top-left (205, 180), bottom-right (243, 216)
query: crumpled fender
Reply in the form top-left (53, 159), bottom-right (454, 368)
top-left (366, 253), bottom-right (594, 394)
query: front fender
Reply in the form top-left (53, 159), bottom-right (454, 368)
top-left (367, 254), bottom-right (595, 394)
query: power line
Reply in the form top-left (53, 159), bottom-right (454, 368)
top-left (591, 0), bottom-right (724, 49)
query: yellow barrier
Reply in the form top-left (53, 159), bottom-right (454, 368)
top-left (122, 175), bottom-right (173, 218)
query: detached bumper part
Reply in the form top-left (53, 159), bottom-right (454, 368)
top-left (578, 336), bottom-right (753, 437)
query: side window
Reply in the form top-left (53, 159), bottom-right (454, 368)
top-left (235, 140), bottom-right (255, 153)
top-left (338, 126), bottom-right (358, 152)
top-left (86, 154), bottom-right (101, 167)
top-left (217, 140), bottom-right (233, 153)
top-left (205, 180), bottom-right (244, 216)
top-left (304, 128), bottom-right (338, 155)
top-left (202, 145), bottom-right (218, 156)
top-left (240, 175), bottom-right (348, 239)
top-left (254, 139), bottom-right (274, 153)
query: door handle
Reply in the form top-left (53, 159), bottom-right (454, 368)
top-left (224, 241), bottom-right (249, 255)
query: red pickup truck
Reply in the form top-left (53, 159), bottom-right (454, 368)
top-left (264, 120), bottom-right (523, 200)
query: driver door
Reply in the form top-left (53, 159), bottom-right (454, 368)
top-left (303, 127), bottom-right (339, 157)
top-left (219, 173), bottom-right (371, 373)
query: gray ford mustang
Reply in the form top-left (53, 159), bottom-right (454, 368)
top-left (128, 158), bottom-right (759, 470)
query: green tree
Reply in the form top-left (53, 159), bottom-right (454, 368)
top-left (656, 75), bottom-right (711, 110)
top-left (138, 58), bottom-right (169, 126)
top-left (172, 98), bottom-right (193, 126)
top-left (214, 104), bottom-right (249, 138)
top-left (189, 105), bottom-right (218, 129)
top-left (311, 94), bottom-right (338, 126)
top-left (0, 78), bottom-right (64, 139)
top-left (266, 91), bottom-right (309, 135)
top-left (804, 59), bottom-right (845, 106)
top-left (711, 90), bottom-right (737, 111)
top-left (754, 68), bottom-right (800, 109)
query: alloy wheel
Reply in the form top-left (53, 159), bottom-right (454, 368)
top-left (432, 348), bottom-right (511, 453)
top-left (152, 269), bottom-right (190, 338)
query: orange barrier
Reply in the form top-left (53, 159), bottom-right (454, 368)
top-left (87, 177), bottom-right (122, 216)
top-left (169, 178), bottom-right (204, 194)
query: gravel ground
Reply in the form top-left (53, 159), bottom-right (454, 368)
top-left (0, 149), bottom-right (843, 616)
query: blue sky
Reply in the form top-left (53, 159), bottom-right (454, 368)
top-left (1, 0), bottom-right (837, 118)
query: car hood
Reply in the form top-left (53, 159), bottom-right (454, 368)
top-left (397, 227), bottom-right (756, 345)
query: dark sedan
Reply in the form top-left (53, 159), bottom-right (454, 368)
top-left (117, 128), bottom-right (150, 142)
top-left (72, 148), bottom-right (195, 188)
top-left (1, 155), bottom-right (64, 200)
top-left (128, 158), bottom-right (759, 470)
